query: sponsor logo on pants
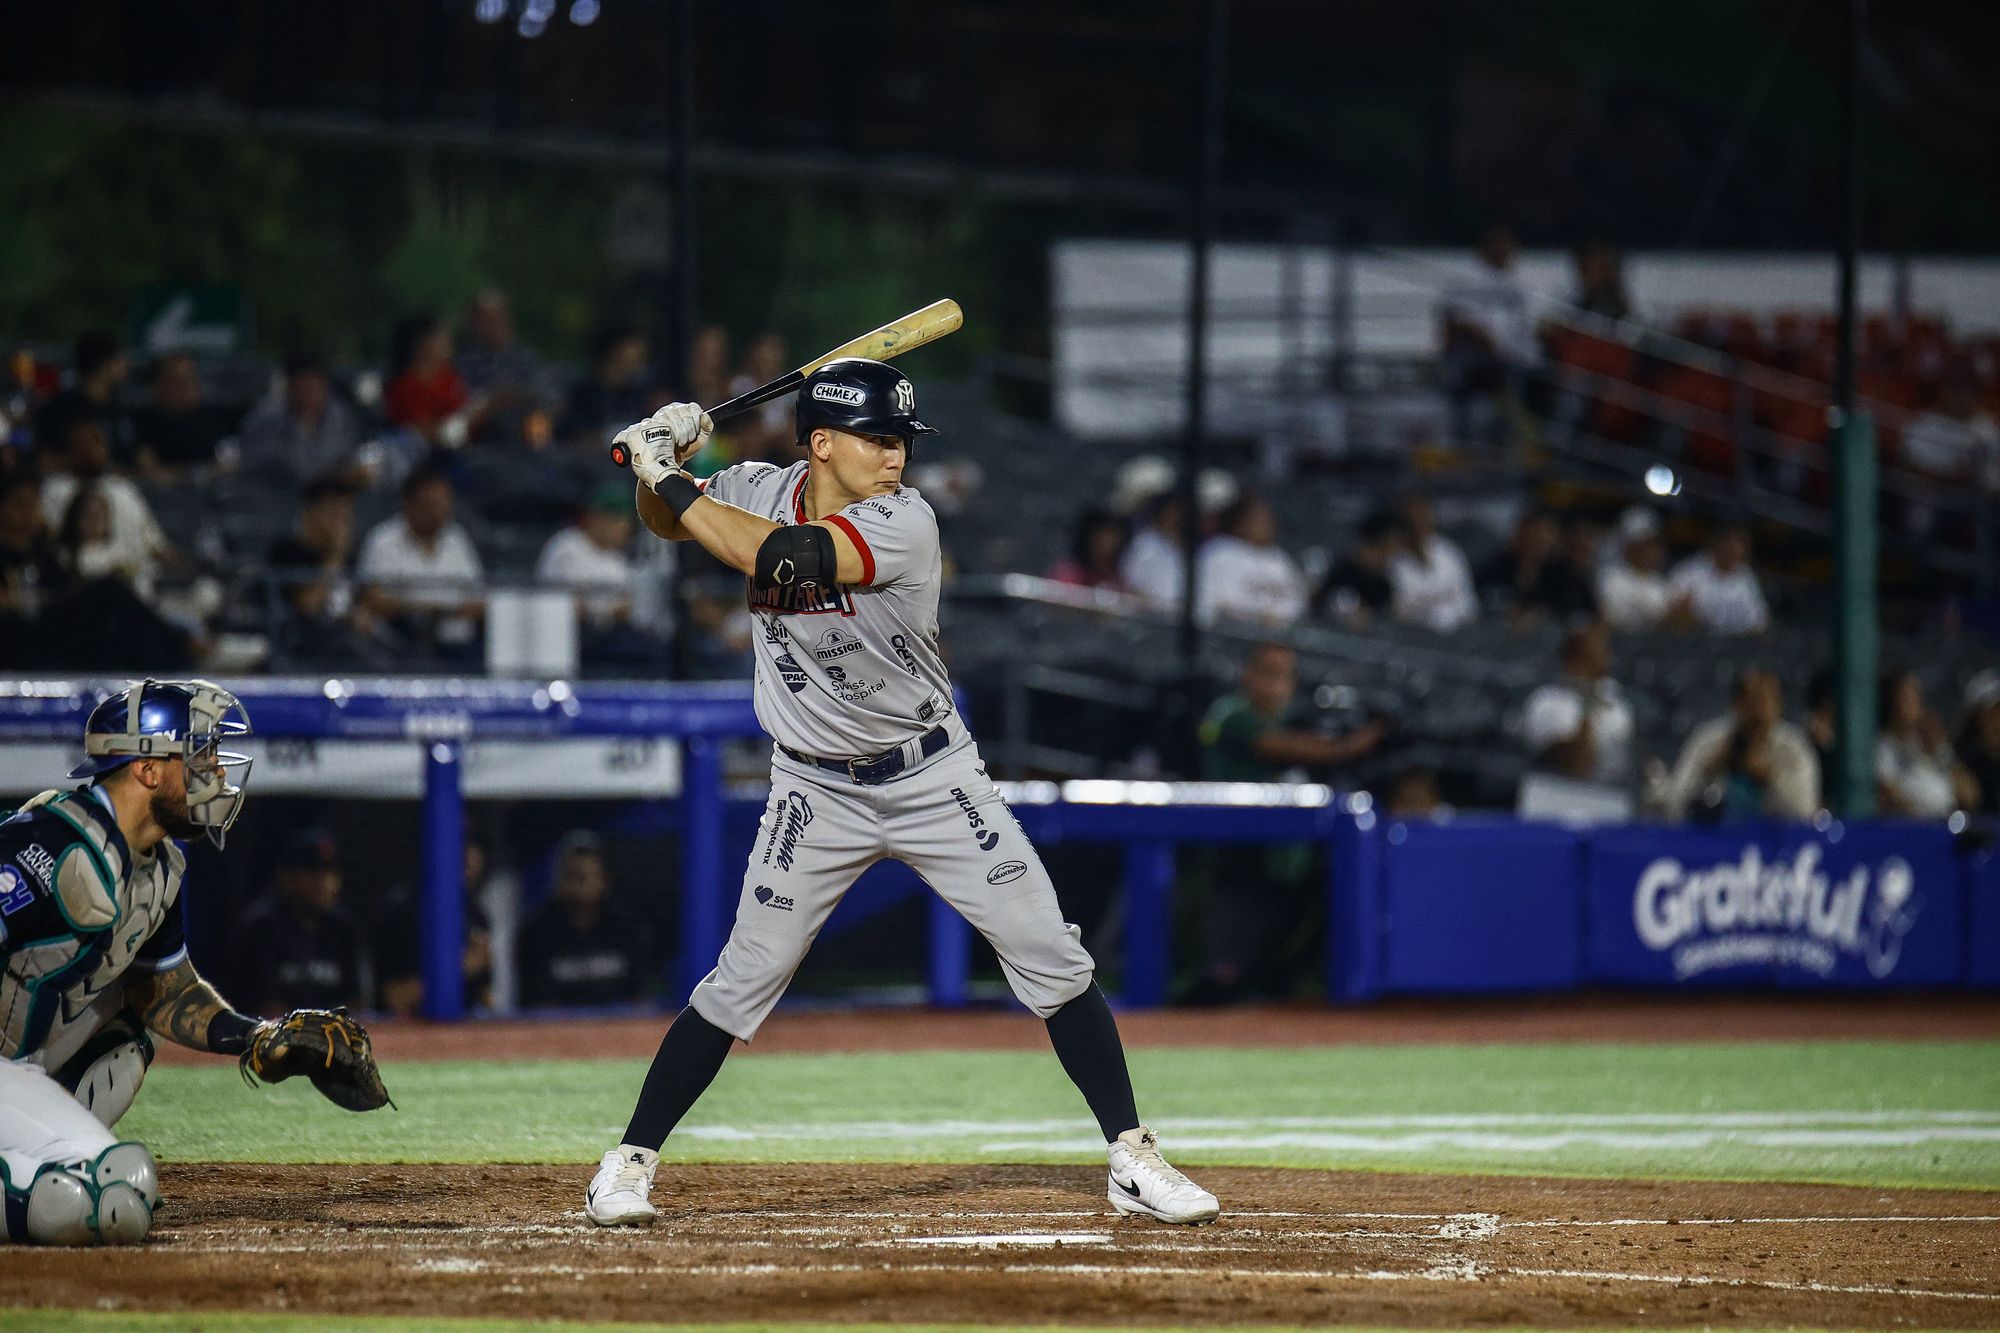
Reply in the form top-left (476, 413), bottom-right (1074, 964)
top-left (986, 860), bottom-right (1027, 885)
top-left (753, 885), bottom-right (795, 912)
top-left (951, 787), bottom-right (1001, 852)
top-left (760, 791), bottom-right (815, 870)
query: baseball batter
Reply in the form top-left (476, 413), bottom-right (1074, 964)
top-left (0, 680), bottom-right (388, 1246)
top-left (586, 359), bottom-right (1218, 1227)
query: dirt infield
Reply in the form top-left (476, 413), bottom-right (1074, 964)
top-left (6, 1163), bottom-right (1997, 1328)
top-left (149, 993), bottom-right (2000, 1067)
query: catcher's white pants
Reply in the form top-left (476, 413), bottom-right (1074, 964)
top-left (0, 1057), bottom-right (125, 1191)
top-left (1, 987), bottom-right (143, 1187)
top-left (689, 738), bottom-right (1096, 1041)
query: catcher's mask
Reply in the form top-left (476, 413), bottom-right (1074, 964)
top-left (69, 679), bottom-right (254, 848)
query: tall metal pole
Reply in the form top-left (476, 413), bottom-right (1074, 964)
top-left (1830, 0), bottom-right (1877, 815)
top-left (1178, 0), bottom-right (1229, 672)
top-left (667, 0), bottom-right (696, 391)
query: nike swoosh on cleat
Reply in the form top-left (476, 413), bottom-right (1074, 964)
top-left (1113, 1175), bottom-right (1142, 1198)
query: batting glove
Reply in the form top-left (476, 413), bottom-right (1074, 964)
top-left (652, 401), bottom-right (715, 460)
top-left (618, 421), bottom-right (689, 491)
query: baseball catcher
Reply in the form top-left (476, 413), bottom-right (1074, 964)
top-left (0, 679), bottom-right (390, 1246)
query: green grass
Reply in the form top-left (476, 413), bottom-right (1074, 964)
top-left (123, 1039), bottom-right (2000, 1190)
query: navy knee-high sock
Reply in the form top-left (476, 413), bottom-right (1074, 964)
top-left (1044, 982), bottom-right (1141, 1142)
top-left (621, 1007), bottom-right (736, 1150)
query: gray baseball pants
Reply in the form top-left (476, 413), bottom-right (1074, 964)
top-left (688, 738), bottom-right (1095, 1040)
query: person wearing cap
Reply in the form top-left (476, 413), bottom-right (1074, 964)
top-left (1596, 507), bottom-right (1695, 632)
top-left (233, 828), bottom-right (369, 1015)
top-left (517, 832), bottom-right (646, 1009)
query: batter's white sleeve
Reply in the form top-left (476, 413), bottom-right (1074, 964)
top-left (698, 461), bottom-right (779, 510)
top-left (822, 492), bottom-right (939, 588)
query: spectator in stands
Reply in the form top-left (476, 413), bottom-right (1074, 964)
top-left (0, 472), bottom-right (62, 668)
top-left (235, 827), bottom-right (368, 1014)
top-left (1956, 674), bottom-right (2000, 815)
top-left (1315, 509), bottom-right (1404, 629)
top-left (1901, 373), bottom-right (2000, 488)
top-left (375, 835), bottom-right (495, 1018)
top-left (1199, 642), bottom-right (1387, 780)
top-left (1648, 667), bottom-right (1820, 822)
top-left (562, 322), bottom-right (658, 444)
top-left (731, 333), bottom-right (794, 463)
top-left (1388, 495), bottom-right (1477, 633)
top-left (457, 288), bottom-right (554, 446)
top-left (1571, 240), bottom-right (1632, 322)
top-left (1804, 667), bottom-right (1837, 780)
top-left (1667, 521), bottom-right (1769, 635)
top-left (1120, 490), bottom-right (1190, 614)
top-left (1876, 670), bottom-right (1977, 818)
top-left (537, 483), bottom-right (669, 669)
top-left (1519, 622), bottom-right (1635, 820)
top-left (1048, 507), bottom-right (1131, 592)
top-left (268, 477), bottom-right (385, 667)
top-left (1383, 766), bottom-right (1448, 820)
top-left (36, 330), bottom-right (129, 459)
top-left (1480, 508), bottom-right (1594, 626)
top-left (56, 486), bottom-right (140, 592)
top-left (357, 462), bottom-right (486, 659)
top-left (239, 352), bottom-right (367, 481)
top-left (686, 324), bottom-right (733, 410)
top-left (1440, 225), bottom-right (1540, 448)
top-left (1187, 642), bottom-right (1385, 1003)
top-left (518, 831), bottom-right (645, 1008)
top-left (129, 352), bottom-right (230, 476)
top-left (384, 314), bottom-right (469, 448)
top-left (38, 406), bottom-right (172, 597)
top-left (1196, 492), bottom-right (1307, 628)
top-left (1596, 508), bottom-right (1694, 632)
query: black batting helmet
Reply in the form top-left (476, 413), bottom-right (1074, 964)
top-left (794, 358), bottom-right (940, 447)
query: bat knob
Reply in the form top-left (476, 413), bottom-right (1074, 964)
top-left (608, 442), bottom-right (630, 468)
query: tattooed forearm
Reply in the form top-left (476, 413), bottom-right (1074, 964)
top-left (134, 959), bottom-right (256, 1054)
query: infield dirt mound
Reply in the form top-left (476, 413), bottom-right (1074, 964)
top-left (4, 1164), bottom-right (1997, 1327)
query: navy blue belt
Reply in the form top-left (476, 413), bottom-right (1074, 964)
top-left (780, 724), bottom-right (948, 785)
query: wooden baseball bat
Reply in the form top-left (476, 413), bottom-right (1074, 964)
top-left (607, 298), bottom-right (962, 468)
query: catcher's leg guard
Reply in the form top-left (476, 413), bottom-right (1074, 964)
top-left (53, 1013), bottom-right (156, 1129)
top-left (0, 1144), bottom-right (155, 1246)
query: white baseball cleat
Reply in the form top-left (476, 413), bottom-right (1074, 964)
top-left (1106, 1126), bottom-right (1220, 1225)
top-left (586, 1145), bottom-right (660, 1226)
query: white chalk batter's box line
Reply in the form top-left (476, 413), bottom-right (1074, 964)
top-left (277, 1254), bottom-right (2000, 1304)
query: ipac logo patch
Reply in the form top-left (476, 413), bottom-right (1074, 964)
top-left (774, 652), bottom-right (809, 694)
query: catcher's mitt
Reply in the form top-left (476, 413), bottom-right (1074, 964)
top-left (239, 1007), bottom-right (392, 1112)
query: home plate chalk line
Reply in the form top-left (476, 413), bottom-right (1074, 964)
top-left (668, 1109), bottom-right (2000, 1156)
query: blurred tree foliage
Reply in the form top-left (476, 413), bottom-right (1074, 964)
top-left (0, 106), bottom-right (1034, 379)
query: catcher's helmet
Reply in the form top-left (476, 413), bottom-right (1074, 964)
top-left (69, 679), bottom-right (253, 847)
top-left (794, 358), bottom-right (940, 447)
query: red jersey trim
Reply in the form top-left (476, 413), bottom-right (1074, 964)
top-left (790, 472), bottom-right (809, 525)
top-left (823, 514), bottom-right (875, 585)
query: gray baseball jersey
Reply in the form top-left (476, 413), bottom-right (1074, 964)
top-left (682, 460), bottom-right (1096, 1040)
top-left (701, 461), bottom-right (955, 759)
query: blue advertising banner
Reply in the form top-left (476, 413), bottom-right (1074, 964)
top-left (1968, 848), bottom-right (2000, 989)
top-left (1377, 819), bottom-right (1583, 993)
top-left (1584, 822), bottom-right (1963, 988)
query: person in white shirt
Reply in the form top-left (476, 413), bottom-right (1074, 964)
top-left (1388, 495), bottom-right (1477, 633)
top-left (1120, 491), bottom-right (1190, 614)
top-left (357, 463), bottom-right (485, 654)
top-left (1195, 493), bottom-right (1306, 628)
top-left (38, 409), bottom-right (172, 599)
top-left (1877, 670), bottom-right (1978, 818)
top-left (1647, 668), bottom-right (1821, 821)
top-left (1667, 522), bottom-right (1769, 635)
top-left (537, 484), bottom-right (637, 629)
top-left (1518, 622), bottom-right (1635, 819)
top-left (1596, 507), bottom-right (1695, 632)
